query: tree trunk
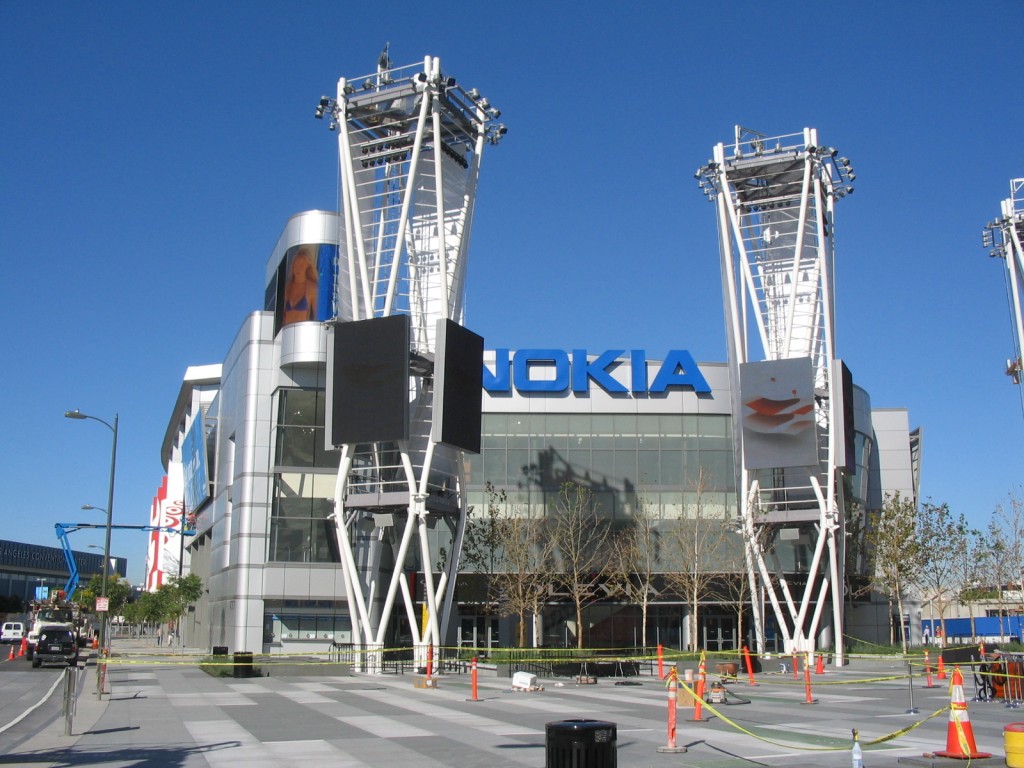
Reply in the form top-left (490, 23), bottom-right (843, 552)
top-left (691, 585), bottom-right (700, 652)
top-left (896, 591), bottom-right (908, 654)
top-left (641, 596), bottom-right (649, 650)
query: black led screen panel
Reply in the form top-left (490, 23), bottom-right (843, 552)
top-left (431, 319), bottom-right (484, 454)
top-left (834, 359), bottom-right (856, 474)
top-left (329, 315), bottom-right (410, 446)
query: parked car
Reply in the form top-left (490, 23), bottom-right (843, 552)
top-left (31, 625), bottom-right (78, 668)
top-left (1, 622), bottom-right (25, 644)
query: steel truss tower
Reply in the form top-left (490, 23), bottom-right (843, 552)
top-left (316, 52), bottom-right (505, 671)
top-left (696, 127), bottom-right (855, 662)
top-left (984, 180), bottom-right (1024, 400)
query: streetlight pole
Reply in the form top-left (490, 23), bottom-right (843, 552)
top-left (64, 410), bottom-right (117, 654)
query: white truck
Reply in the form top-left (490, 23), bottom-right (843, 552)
top-left (24, 600), bottom-right (86, 660)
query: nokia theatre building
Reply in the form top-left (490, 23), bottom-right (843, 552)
top-left (158, 57), bottom-right (918, 657)
top-left (161, 211), bottom-right (916, 654)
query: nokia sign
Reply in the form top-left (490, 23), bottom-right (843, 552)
top-left (483, 349), bottom-right (711, 394)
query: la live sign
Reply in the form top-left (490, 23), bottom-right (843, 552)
top-left (483, 349), bottom-right (711, 395)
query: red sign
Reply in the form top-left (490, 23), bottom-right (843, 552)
top-left (96, 597), bottom-right (109, 612)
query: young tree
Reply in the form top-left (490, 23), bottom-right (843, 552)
top-left (82, 574), bottom-right (133, 618)
top-left (993, 492), bottom-right (1024, 618)
top-left (547, 483), bottom-right (615, 649)
top-left (865, 493), bottom-right (922, 652)
top-left (455, 482), bottom-right (510, 612)
top-left (953, 528), bottom-right (991, 642)
top-left (492, 508), bottom-right (555, 647)
top-left (915, 501), bottom-right (966, 642)
top-left (716, 506), bottom-right (771, 651)
top-left (661, 466), bottom-right (733, 652)
top-left (606, 492), bottom-right (661, 649)
top-left (983, 517), bottom-right (1018, 642)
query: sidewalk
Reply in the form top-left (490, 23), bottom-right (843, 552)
top-left (4, 647), bottom-right (1015, 768)
top-left (6, 639), bottom-right (210, 767)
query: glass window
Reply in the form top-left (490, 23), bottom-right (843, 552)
top-left (269, 473), bottom-right (338, 563)
top-left (701, 451), bottom-right (734, 490)
top-left (506, 449), bottom-right (530, 485)
top-left (483, 413), bottom-right (507, 434)
top-left (508, 415), bottom-right (531, 436)
top-left (280, 390), bottom-right (317, 426)
top-left (614, 415), bottom-right (637, 450)
top-left (681, 415), bottom-right (700, 450)
top-left (698, 415), bottom-right (730, 450)
top-left (638, 451), bottom-right (660, 486)
top-left (661, 451), bottom-right (683, 486)
top-left (275, 389), bottom-right (340, 468)
top-left (590, 450), bottom-right (615, 482)
top-left (483, 450), bottom-right (506, 486)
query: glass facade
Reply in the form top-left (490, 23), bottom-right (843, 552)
top-left (264, 599), bottom-right (351, 643)
top-left (269, 389), bottom-right (341, 563)
top-left (466, 412), bottom-right (736, 522)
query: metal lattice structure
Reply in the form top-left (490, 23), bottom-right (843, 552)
top-left (316, 51), bottom-right (504, 671)
top-left (984, 179), bottom-right (1024, 398)
top-left (696, 127), bottom-right (855, 661)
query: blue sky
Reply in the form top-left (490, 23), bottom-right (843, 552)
top-left (3, 2), bottom-right (1022, 584)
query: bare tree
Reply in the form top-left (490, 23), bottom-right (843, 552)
top-left (717, 507), bottom-right (771, 651)
top-left (865, 493), bottom-right (922, 652)
top-left (662, 466), bottom-right (733, 652)
top-left (606, 492), bottom-right (661, 648)
top-left (547, 483), bottom-right (615, 649)
top-left (492, 508), bottom-right (556, 647)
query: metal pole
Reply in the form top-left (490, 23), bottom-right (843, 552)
top-left (63, 665), bottom-right (77, 735)
top-left (100, 414), bottom-right (117, 656)
top-left (64, 409), bottom-right (118, 695)
top-left (906, 660), bottom-right (919, 714)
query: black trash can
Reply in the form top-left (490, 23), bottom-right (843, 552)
top-left (545, 719), bottom-right (617, 768)
top-left (233, 651), bottom-right (253, 678)
top-left (212, 646), bottom-right (228, 656)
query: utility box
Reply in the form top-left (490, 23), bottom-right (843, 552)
top-left (545, 719), bottom-right (617, 768)
top-left (512, 670), bottom-right (538, 690)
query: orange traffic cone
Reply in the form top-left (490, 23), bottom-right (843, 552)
top-left (937, 653), bottom-right (947, 680)
top-left (934, 666), bottom-right (992, 759)
top-left (7, 645), bottom-right (13, 660)
top-left (18, 638), bottom-right (26, 657)
top-left (815, 652), bottom-right (824, 674)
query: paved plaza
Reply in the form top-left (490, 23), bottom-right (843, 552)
top-left (2, 642), bottom-right (1021, 767)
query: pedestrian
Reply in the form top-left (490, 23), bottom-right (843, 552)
top-left (156, 628), bottom-right (162, 646)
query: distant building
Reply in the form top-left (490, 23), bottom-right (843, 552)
top-left (0, 538), bottom-right (127, 607)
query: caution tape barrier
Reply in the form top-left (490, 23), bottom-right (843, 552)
top-left (676, 681), bottom-right (949, 751)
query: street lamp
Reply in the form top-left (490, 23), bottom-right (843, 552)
top-left (64, 409), bottom-right (117, 653)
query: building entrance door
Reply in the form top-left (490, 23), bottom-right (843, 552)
top-left (701, 613), bottom-right (737, 651)
top-left (460, 616), bottom-right (499, 650)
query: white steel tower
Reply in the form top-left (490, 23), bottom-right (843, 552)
top-left (696, 127), bottom-right (855, 662)
top-left (984, 179), bottom-right (1024, 403)
top-left (316, 50), bottom-right (505, 671)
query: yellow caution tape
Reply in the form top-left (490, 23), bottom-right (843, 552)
top-left (677, 682), bottom-right (949, 751)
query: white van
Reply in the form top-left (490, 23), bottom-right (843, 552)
top-left (1, 622), bottom-right (25, 643)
